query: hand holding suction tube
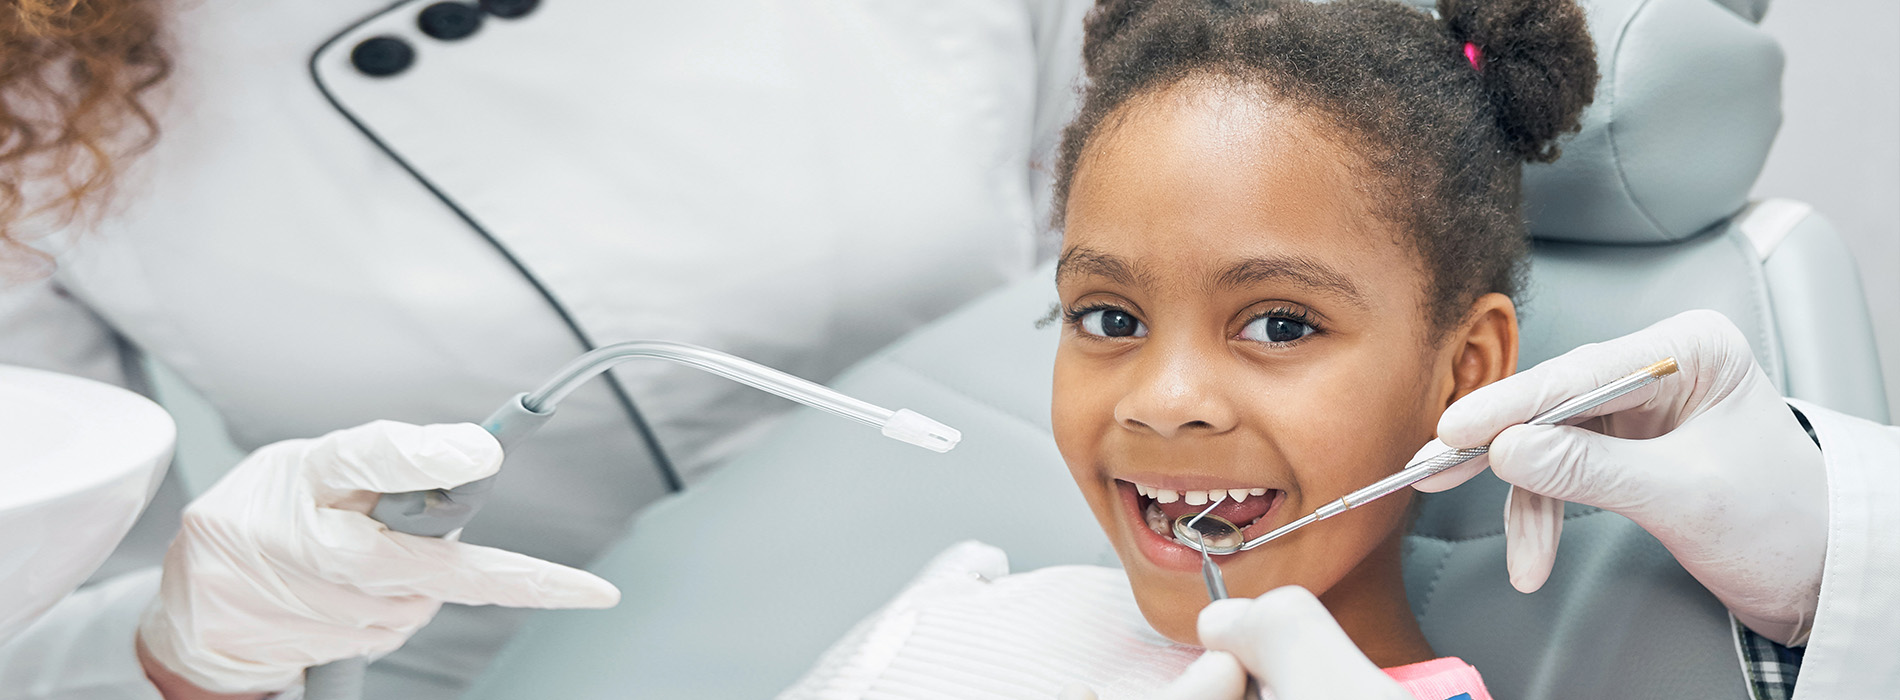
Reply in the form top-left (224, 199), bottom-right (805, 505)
top-left (139, 421), bottom-right (619, 698)
top-left (305, 341), bottom-right (960, 699)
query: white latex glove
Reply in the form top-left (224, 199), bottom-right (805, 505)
top-left (137, 420), bottom-right (621, 694)
top-left (1060, 587), bottom-right (1408, 700)
top-left (1412, 309), bottom-right (1826, 645)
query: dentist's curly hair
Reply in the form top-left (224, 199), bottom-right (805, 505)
top-left (0, 0), bottom-right (168, 278)
top-left (1054, 0), bottom-right (1597, 330)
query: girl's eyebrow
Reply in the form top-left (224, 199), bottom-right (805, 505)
top-left (1056, 246), bottom-right (1368, 310)
top-left (1055, 246), bottom-right (1152, 288)
top-left (1212, 255), bottom-right (1368, 309)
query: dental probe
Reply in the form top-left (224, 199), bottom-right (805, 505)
top-left (1183, 503), bottom-right (1264, 700)
top-left (304, 340), bottom-right (962, 700)
top-left (1176, 357), bottom-right (1678, 556)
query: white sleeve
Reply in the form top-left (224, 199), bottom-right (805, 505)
top-left (0, 275), bottom-right (132, 388)
top-left (1787, 399), bottom-right (1900, 699)
top-left (0, 568), bottom-right (164, 700)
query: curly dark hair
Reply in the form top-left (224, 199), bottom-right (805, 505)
top-left (1055, 0), bottom-right (1597, 330)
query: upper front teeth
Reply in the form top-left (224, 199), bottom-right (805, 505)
top-left (1134, 483), bottom-right (1270, 504)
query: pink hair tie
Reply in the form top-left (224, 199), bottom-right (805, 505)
top-left (1462, 42), bottom-right (1483, 70)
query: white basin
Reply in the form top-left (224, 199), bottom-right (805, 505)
top-left (0, 364), bottom-right (174, 646)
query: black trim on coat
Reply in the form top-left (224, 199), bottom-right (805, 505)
top-left (307, 1), bottom-right (682, 492)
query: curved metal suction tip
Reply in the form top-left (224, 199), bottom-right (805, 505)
top-left (1173, 513), bottom-right (1244, 555)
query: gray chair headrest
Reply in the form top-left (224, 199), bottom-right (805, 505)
top-left (1522, 0), bottom-right (1781, 244)
top-left (1710, 0), bottom-right (1769, 22)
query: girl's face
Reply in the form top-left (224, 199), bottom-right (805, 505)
top-left (1053, 81), bottom-right (1514, 647)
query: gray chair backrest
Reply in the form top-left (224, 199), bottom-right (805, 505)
top-left (1401, 0), bottom-right (1887, 696)
top-left (463, 0), bottom-right (1887, 697)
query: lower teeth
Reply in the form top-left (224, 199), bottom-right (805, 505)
top-left (1144, 502), bottom-right (1170, 537)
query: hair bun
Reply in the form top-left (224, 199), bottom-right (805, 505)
top-left (1440, 0), bottom-right (1599, 163)
top-left (1081, 0), bottom-right (1148, 79)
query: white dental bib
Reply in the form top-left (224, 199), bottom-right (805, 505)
top-left (781, 541), bottom-right (1202, 699)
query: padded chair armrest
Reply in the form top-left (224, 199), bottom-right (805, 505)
top-left (1748, 200), bottom-right (1891, 422)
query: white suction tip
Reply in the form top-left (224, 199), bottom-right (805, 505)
top-left (881, 408), bottom-right (961, 453)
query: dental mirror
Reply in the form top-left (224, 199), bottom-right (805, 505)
top-left (1173, 512), bottom-right (1244, 555)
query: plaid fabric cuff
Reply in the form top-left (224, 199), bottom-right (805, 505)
top-left (1736, 619), bottom-right (1804, 700)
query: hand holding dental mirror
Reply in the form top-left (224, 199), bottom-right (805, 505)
top-left (1182, 503), bottom-right (1263, 700)
top-left (1143, 587), bottom-right (1413, 700)
top-left (1134, 515), bottom-right (1407, 700)
top-left (1173, 357), bottom-right (1679, 556)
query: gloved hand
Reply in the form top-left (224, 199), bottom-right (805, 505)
top-left (137, 420), bottom-right (621, 694)
top-left (1055, 586), bottom-right (1409, 700)
top-left (1412, 309), bottom-right (1826, 645)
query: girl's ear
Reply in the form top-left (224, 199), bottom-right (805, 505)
top-left (1437, 293), bottom-right (1519, 407)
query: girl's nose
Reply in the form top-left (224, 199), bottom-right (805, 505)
top-left (1113, 345), bottom-right (1238, 438)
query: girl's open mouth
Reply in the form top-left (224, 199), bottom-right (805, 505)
top-left (1115, 479), bottom-right (1286, 565)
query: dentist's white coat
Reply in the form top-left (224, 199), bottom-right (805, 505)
top-left (0, 0), bottom-right (1090, 696)
top-left (1781, 402), bottom-right (1900, 699)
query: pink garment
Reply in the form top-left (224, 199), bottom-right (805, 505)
top-left (1383, 657), bottom-right (1493, 700)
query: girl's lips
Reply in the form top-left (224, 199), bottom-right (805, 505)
top-left (1116, 480), bottom-right (1286, 572)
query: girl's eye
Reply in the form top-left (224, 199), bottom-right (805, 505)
top-left (1079, 308), bottom-right (1147, 338)
top-left (1241, 315), bottom-right (1316, 344)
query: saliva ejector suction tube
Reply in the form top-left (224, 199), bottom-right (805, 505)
top-left (304, 340), bottom-right (961, 700)
top-left (518, 341), bottom-right (959, 454)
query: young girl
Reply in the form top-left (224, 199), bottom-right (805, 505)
top-left (786, 0), bottom-right (1596, 697)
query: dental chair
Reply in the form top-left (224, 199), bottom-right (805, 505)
top-left (461, 0), bottom-right (1887, 697)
